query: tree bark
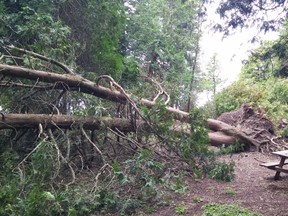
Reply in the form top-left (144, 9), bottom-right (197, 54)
top-left (208, 131), bottom-right (236, 147)
top-left (0, 64), bottom-right (189, 122)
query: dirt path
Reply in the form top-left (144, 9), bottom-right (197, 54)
top-left (149, 152), bottom-right (288, 216)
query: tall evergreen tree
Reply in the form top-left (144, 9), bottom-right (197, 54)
top-left (125, 0), bottom-right (203, 109)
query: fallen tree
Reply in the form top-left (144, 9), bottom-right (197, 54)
top-left (0, 63), bottom-right (281, 151)
top-left (0, 48), bottom-right (284, 152)
top-left (0, 63), bottom-right (189, 122)
top-left (0, 113), bottom-right (193, 139)
top-left (0, 113), bottom-right (274, 152)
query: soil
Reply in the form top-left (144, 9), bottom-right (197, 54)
top-left (145, 152), bottom-right (288, 216)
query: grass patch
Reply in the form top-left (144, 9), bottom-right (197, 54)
top-left (223, 187), bottom-right (237, 195)
top-left (202, 203), bottom-right (262, 216)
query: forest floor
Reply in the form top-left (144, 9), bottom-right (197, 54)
top-left (144, 151), bottom-right (288, 216)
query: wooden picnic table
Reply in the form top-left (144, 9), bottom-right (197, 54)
top-left (260, 150), bottom-right (288, 180)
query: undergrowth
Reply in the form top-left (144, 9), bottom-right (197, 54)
top-left (0, 107), bottom-right (236, 215)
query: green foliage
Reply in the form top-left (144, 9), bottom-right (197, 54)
top-left (119, 148), bottom-right (164, 202)
top-left (184, 108), bottom-right (210, 160)
top-left (169, 173), bottom-right (189, 194)
top-left (214, 33), bottom-right (288, 118)
top-left (0, 143), bottom-right (140, 215)
top-left (213, 19), bottom-right (288, 130)
top-left (29, 140), bottom-right (59, 182)
top-left (206, 161), bottom-right (235, 182)
top-left (175, 203), bottom-right (188, 215)
top-left (241, 20), bottom-right (288, 79)
top-left (215, 0), bottom-right (286, 35)
top-left (201, 54), bottom-right (223, 95)
top-left (1, 0), bottom-right (126, 79)
top-left (125, 0), bottom-right (203, 106)
top-left (266, 78), bottom-right (288, 104)
top-left (64, 0), bottom-right (126, 78)
top-left (121, 57), bottom-right (140, 85)
top-left (240, 41), bottom-right (280, 82)
top-left (213, 80), bottom-right (261, 116)
top-left (213, 78), bottom-right (288, 126)
top-left (217, 142), bottom-right (245, 155)
top-left (1, 1), bottom-right (74, 63)
top-left (202, 203), bottom-right (262, 216)
top-left (0, 1), bottom-right (238, 215)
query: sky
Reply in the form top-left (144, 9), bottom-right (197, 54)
top-left (197, 3), bottom-right (279, 106)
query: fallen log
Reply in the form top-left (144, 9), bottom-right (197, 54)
top-left (0, 113), bottom-right (193, 135)
top-left (0, 114), bottom-right (257, 149)
top-left (208, 131), bottom-right (236, 147)
top-left (0, 113), bottom-right (144, 132)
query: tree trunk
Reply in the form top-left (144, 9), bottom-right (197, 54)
top-left (0, 114), bottom-right (268, 151)
top-left (0, 114), bottom-right (188, 136)
top-left (208, 131), bottom-right (236, 147)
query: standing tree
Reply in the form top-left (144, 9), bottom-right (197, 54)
top-left (125, 0), bottom-right (204, 110)
top-left (205, 53), bottom-right (222, 96)
top-left (213, 0), bottom-right (288, 35)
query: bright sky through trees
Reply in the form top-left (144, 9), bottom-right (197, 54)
top-left (197, 2), bottom-right (279, 106)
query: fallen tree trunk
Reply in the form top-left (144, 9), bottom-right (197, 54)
top-left (0, 113), bottom-right (190, 134)
top-left (207, 119), bottom-right (262, 150)
top-left (208, 131), bottom-right (236, 147)
top-left (0, 114), bottom-right (266, 150)
top-left (0, 64), bottom-right (189, 122)
top-left (0, 114), bottom-right (243, 148)
top-left (0, 113), bottom-right (145, 132)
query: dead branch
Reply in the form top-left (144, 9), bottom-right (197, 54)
top-left (0, 81), bottom-right (74, 91)
top-left (81, 128), bottom-right (103, 159)
top-left (47, 128), bottom-right (76, 185)
top-left (108, 127), bottom-right (142, 149)
top-left (7, 45), bottom-right (74, 74)
top-left (140, 76), bottom-right (170, 105)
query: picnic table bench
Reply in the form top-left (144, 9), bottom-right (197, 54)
top-left (260, 150), bottom-right (288, 180)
